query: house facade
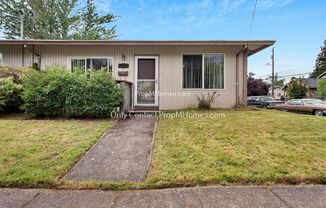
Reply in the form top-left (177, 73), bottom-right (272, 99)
top-left (268, 86), bottom-right (284, 99)
top-left (0, 40), bottom-right (274, 110)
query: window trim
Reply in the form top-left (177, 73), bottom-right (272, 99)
top-left (181, 53), bottom-right (225, 90)
top-left (68, 56), bottom-right (114, 73)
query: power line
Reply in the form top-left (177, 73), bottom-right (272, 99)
top-left (248, 0), bottom-right (258, 39)
top-left (277, 72), bottom-right (311, 78)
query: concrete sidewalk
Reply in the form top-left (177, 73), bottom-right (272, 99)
top-left (65, 117), bottom-right (156, 182)
top-left (1, 186), bottom-right (325, 208)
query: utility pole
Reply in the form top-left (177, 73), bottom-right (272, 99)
top-left (271, 47), bottom-right (275, 98)
top-left (30, 11), bottom-right (35, 66)
top-left (18, 10), bottom-right (24, 39)
top-left (30, 11), bottom-right (35, 39)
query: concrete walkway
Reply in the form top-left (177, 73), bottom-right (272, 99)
top-left (65, 117), bottom-right (156, 182)
top-left (1, 186), bottom-right (325, 208)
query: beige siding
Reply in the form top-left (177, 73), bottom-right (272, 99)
top-left (0, 44), bottom-right (247, 109)
top-left (0, 45), bottom-right (32, 67)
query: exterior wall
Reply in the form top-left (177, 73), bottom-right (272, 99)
top-left (268, 87), bottom-right (285, 99)
top-left (0, 45), bottom-right (32, 67)
top-left (0, 44), bottom-right (247, 110)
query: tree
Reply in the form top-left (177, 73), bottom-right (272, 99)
top-left (274, 73), bottom-right (285, 87)
top-left (71, 0), bottom-right (117, 40)
top-left (287, 78), bottom-right (308, 99)
top-left (247, 72), bottom-right (269, 96)
top-left (318, 78), bottom-right (326, 97)
top-left (0, 0), bottom-right (117, 40)
top-left (0, 0), bottom-right (28, 38)
top-left (0, 0), bottom-right (78, 39)
top-left (310, 40), bottom-right (326, 78)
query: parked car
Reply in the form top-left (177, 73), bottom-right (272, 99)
top-left (247, 96), bottom-right (284, 109)
top-left (274, 99), bottom-right (326, 116)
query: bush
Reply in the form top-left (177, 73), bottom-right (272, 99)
top-left (0, 77), bottom-right (23, 112)
top-left (0, 65), bottom-right (26, 83)
top-left (22, 66), bottom-right (124, 118)
top-left (318, 77), bottom-right (326, 97)
top-left (196, 91), bottom-right (218, 109)
top-left (287, 78), bottom-right (308, 99)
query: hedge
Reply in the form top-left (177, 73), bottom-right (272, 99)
top-left (22, 66), bottom-right (123, 118)
top-left (0, 65), bottom-right (26, 112)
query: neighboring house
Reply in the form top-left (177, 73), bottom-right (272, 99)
top-left (268, 85), bottom-right (284, 99)
top-left (303, 78), bottom-right (319, 98)
top-left (283, 77), bottom-right (323, 98)
top-left (0, 40), bottom-right (274, 110)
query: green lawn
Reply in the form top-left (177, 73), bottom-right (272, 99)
top-left (0, 110), bottom-right (326, 190)
top-left (146, 109), bottom-right (326, 187)
top-left (0, 114), bottom-right (111, 188)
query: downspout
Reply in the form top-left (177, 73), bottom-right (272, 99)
top-left (235, 45), bottom-right (247, 108)
top-left (21, 45), bottom-right (25, 67)
top-left (242, 48), bottom-right (248, 106)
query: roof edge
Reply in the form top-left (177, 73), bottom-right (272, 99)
top-left (0, 39), bottom-right (276, 46)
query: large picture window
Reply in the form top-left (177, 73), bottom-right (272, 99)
top-left (182, 54), bottom-right (224, 89)
top-left (71, 58), bottom-right (112, 72)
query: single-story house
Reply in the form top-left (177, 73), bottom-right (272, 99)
top-left (0, 40), bottom-right (274, 110)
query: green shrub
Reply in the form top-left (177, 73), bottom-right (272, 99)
top-left (287, 78), bottom-right (308, 99)
top-left (318, 77), bottom-right (326, 97)
top-left (0, 65), bottom-right (26, 83)
top-left (0, 77), bottom-right (23, 112)
top-left (22, 66), bottom-right (124, 118)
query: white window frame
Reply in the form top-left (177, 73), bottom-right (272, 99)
top-left (0, 53), bottom-right (3, 64)
top-left (68, 56), bottom-right (114, 73)
top-left (181, 53), bottom-right (225, 90)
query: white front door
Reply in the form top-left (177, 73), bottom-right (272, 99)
top-left (135, 56), bottom-right (158, 106)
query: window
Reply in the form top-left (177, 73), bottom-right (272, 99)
top-left (183, 55), bottom-right (202, 88)
top-left (204, 54), bottom-right (224, 89)
top-left (71, 59), bottom-right (86, 70)
top-left (288, 100), bottom-right (303, 105)
top-left (182, 54), bottom-right (224, 89)
top-left (71, 58), bottom-right (112, 72)
top-left (0, 53), bottom-right (3, 64)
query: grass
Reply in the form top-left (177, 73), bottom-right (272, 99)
top-left (146, 109), bottom-right (326, 187)
top-left (0, 109), bottom-right (326, 190)
top-left (0, 114), bottom-right (112, 188)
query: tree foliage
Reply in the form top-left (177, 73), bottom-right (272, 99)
top-left (247, 72), bottom-right (269, 96)
top-left (0, 77), bottom-right (23, 112)
top-left (0, 0), bottom-right (117, 40)
top-left (71, 0), bottom-right (117, 40)
top-left (0, 0), bottom-right (78, 39)
top-left (287, 78), bottom-right (308, 99)
top-left (318, 78), bottom-right (326, 97)
top-left (310, 40), bottom-right (326, 78)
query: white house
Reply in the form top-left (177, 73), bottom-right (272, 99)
top-left (0, 40), bottom-right (274, 110)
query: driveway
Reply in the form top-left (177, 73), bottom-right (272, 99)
top-left (65, 115), bottom-right (157, 182)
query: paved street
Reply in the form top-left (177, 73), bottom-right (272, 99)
top-left (1, 185), bottom-right (325, 208)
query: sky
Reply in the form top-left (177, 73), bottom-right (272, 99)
top-left (93, 0), bottom-right (326, 81)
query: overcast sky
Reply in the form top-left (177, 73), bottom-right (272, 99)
top-left (94, 0), bottom-right (326, 80)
